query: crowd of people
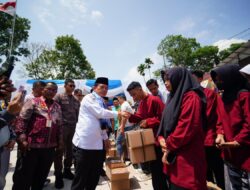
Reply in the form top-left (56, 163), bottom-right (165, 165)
top-left (0, 63), bottom-right (249, 190)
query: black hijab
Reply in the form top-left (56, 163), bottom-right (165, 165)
top-left (211, 64), bottom-right (248, 104)
top-left (157, 67), bottom-right (206, 138)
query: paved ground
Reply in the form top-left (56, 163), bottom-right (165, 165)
top-left (5, 146), bottom-right (153, 190)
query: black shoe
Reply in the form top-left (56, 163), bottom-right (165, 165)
top-left (63, 168), bottom-right (75, 180)
top-left (44, 178), bottom-right (51, 187)
top-left (55, 175), bottom-right (64, 189)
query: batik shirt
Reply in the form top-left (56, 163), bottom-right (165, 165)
top-left (15, 97), bottom-right (62, 148)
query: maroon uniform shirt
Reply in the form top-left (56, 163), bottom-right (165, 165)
top-left (165, 91), bottom-right (207, 190)
top-left (203, 88), bottom-right (218, 146)
top-left (217, 91), bottom-right (250, 172)
top-left (129, 94), bottom-right (165, 137)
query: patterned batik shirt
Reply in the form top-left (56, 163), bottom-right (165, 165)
top-left (15, 96), bottom-right (62, 148)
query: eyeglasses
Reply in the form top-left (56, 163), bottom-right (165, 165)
top-left (69, 85), bottom-right (75, 88)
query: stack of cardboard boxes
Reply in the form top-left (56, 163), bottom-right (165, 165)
top-left (106, 157), bottom-right (130, 190)
top-left (125, 128), bottom-right (156, 164)
top-left (108, 140), bottom-right (117, 157)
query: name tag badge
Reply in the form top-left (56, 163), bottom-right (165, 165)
top-left (46, 119), bottom-right (52, 128)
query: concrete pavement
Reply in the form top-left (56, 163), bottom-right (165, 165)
top-left (5, 146), bottom-right (153, 190)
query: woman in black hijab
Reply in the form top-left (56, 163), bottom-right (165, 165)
top-left (157, 67), bottom-right (207, 190)
top-left (211, 64), bottom-right (250, 190)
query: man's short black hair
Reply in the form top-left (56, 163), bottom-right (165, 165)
top-left (113, 97), bottom-right (118, 101)
top-left (74, 89), bottom-right (82, 95)
top-left (46, 81), bottom-right (57, 87)
top-left (33, 81), bottom-right (46, 89)
top-left (65, 79), bottom-right (74, 85)
top-left (126, 81), bottom-right (142, 92)
top-left (118, 94), bottom-right (127, 101)
top-left (146, 79), bottom-right (158, 87)
top-left (191, 70), bottom-right (204, 79)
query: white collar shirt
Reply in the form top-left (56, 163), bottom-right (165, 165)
top-left (157, 90), bottom-right (168, 103)
top-left (72, 93), bottom-right (118, 150)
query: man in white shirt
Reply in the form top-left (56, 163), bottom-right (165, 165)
top-left (116, 95), bottom-right (134, 158)
top-left (71, 77), bottom-right (127, 190)
top-left (146, 79), bottom-right (167, 103)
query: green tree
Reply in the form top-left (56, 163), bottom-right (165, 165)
top-left (144, 58), bottom-right (154, 79)
top-left (0, 13), bottom-right (30, 63)
top-left (192, 46), bottom-right (219, 72)
top-left (25, 35), bottom-right (95, 79)
top-left (157, 35), bottom-right (200, 67)
top-left (23, 43), bottom-right (51, 79)
top-left (137, 63), bottom-right (146, 83)
top-left (153, 68), bottom-right (162, 80)
top-left (219, 43), bottom-right (244, 61)
top-left (25, 49), bottom-right (57, 79)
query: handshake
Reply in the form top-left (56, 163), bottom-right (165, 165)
top-left (118, 111), bottom-right (131, 119)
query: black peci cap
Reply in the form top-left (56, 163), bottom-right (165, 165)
top-left (95, 77), bottom-right (109, 85)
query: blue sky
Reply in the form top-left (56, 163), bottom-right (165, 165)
top-left (12, 0), bottom-right (250, 87)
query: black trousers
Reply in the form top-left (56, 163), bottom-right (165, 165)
top-left (205, 146), bottom-right (225, 189)
top-left (12, 148), bottom-right (55, 190)
top-left (150, 146), bottom-right (169, 190)
top-left (169, 183), bottom-right (187, 190)
top-left (54, 126), bottom-right (75, 175)
top-left (71, 146), bottom-right (103, 190)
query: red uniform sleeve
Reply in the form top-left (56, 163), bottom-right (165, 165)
top-left (145, 98), bottom-right (164, 129)
top-left (166, 92), bottom-right (202, 152)
top-left (129, 112), bottom-right (143, 123)
top-left (234, 92), bottom-right (250, 145)
top-left (129, 96), bottom-right (165, 129)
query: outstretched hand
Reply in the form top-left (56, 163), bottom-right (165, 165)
top-left (119, 111), bottom-right (131, 119)
top-left (7, 92), bottom-right (24, 115)
top-left (215, 134), bottom-right (225, 148)
top-left (0, 76), bottom-right (16, 99)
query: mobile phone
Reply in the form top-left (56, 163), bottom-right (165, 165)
top-left (18, 86), bottom-right (26, 101)
top-left (21, 90), bottom-right (27, 101)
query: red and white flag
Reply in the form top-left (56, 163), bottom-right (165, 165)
top-left (0, 1), bottom-right (16, 16)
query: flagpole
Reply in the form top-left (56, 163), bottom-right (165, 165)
top-left (8, 0), bottom-right (17, 58)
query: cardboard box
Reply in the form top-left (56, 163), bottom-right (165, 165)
top-left (106, 167), bottom-right (129, 181)
top-left (110, 141), bottom-right (116, 148)
top-left (111, 179), bottom-right (130, 190)
top-left (126, 130), bottom-right (143, 148)
top-left (141, 128), bottom-right (155, 146)
top-left (144, 145), bottom-right (156, 161)
top-left (108, 148), bottom-right (117, 157)
top-left (128, 147), bottom-right (144, 164)
top-left (126, 129), bottom-right (156, 164)
top-left (126, 129), bottom-right (155, 148)
top-left (106, 157), bottom-right (125, 169)
top-left (128, 145), bottom-right (156, 164)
